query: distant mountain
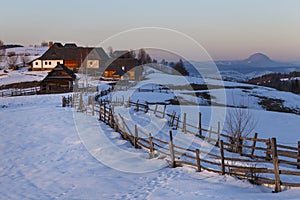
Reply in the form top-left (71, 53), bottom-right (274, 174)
top-left (216, 52), bottom-right (291, 68)
top-left (242, 53), bottom-right (274, 66)
top-left (186, 53), bottom-right (300, 82)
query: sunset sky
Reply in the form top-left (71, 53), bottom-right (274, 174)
top-left (1, 0), bottom-right (299, 61)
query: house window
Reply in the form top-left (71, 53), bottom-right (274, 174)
top-left (35, 62), bottom-right (38, 65)
top-left (49, 61), bottom-right (51, 65)
top-left (57, 62), bottom-right (60, 64)
top-left (45, 62), bottom-right (48, 65)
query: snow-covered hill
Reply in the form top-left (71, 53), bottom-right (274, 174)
top-left (1, 66), bottom-right (300, 199)
top-left (0, 46), bottom-right (48, 69)
top-left (1, 93), bottom-right (300, 199)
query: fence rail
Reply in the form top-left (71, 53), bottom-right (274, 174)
top-left (0, 87), bottom-right (40, 97)
top-left (65, 92), bottom-right (300, 193)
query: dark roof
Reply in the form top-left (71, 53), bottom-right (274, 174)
top-left (64, 43), bottom-right (77, 48)
top-left (105, 58), bottom-right (139, 71)
top-left (42, 64), bottom-right (76, 81)
top-left (112, 50), bottom-right (130, 58)
top-left (113, 69), bottom-right (126, 76)
top-left (38, 43), bottom-right (108, 62)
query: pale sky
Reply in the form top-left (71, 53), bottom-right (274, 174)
top-left (1, 0), bottom-right (300, 61)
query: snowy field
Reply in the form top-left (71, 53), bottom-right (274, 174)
top-left (0, 68), bottom-right (48, 86)
top-left (1, 94), bottom-right (300, 199)
top-left (1, 66), bottom-right (300, 199)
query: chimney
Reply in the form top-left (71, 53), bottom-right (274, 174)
top-left (49, 41), bottom-right (53, 47)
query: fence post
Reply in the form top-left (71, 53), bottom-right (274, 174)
top-left (271, 137), bottom-right (281, 193)
top-left (136, 100), bottom-right (139, 112)
top-left (198, 112), bottom-right (202, 136)
top-left (236, 132), bottom-right (242, 154)
top-left (251, 132), bottom-right (258, 158)
top-left (175, 114), bottom-right (180, 130)
top-left (169, 131), bottom-right (176, 168)
top-left (266, 138), bottom-right (272, 161)
top-left (127, 97), bottom-right (130, 108)
top-left (154, 104), bottom-right (158, 115)
top-left (109, 108), bottom-right (113, 128)
top-left (99, 101), bottom-right (102, 121)
top-left (217, 121), bottom-right (221, 144)
top-left (208, 127), bottom-right (212, 142)
top-left (149, 133), bottom-right (154, 158)
top-left (298, 141), bottom-right (300, 169)
top-left (79, 93), bottom-right (83, 112)
top-left (182, 113), bottom-right (187, 133)
top-left (195, 149), bottom-right (201, 172)
top-left (219, 140), bottom-right (225, 175)
top-left (134, 125), bottom-right (138, 148)
top-left (163, 105), bottom-right (167, 118)
top-left (62, 96), bottom-right (66, 107)
top-left (92, 99), bottom-right (95, 116)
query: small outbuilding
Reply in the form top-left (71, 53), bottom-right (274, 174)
top-left (40, 64), bottom-right (76, 94)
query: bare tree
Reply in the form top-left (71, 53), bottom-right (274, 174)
top-left (224, 97), bottom-right (257, 153)
top-left (7, 51), bottom-right (19, 70)
top-left (21, 54), bottom-right (30, 68)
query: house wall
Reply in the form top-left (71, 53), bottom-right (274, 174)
top-left (87, 60), bottom-right (99, 69)
top-left (32, 59), bottom-right (63, 71)
top-left (103, 70), bottom-right (135, 80)
top-left (41, 80), bottom-right (73, 94)
top-left (64, 60), bottom-right (81, 69)
top-left (104, 70), bottom-right (116, 78)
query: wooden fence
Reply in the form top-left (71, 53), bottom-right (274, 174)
top-left (0, 87), bottom-right (40, 97)
top-left (66, 93), bottom-right (300, 192)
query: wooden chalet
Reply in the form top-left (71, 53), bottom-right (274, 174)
top-left (31, 43), bottom-right (108, 73)
top-left (104, 51), bottom-right (141, 80)
top-left (40, 64), bottom-right (76, 94)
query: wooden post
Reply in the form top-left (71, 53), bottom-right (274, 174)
top-left (208, 127), bottom-right (212, 142)
top-left (127, 97), bottom-right (130, 108)
top-left (217, 140), bottom-right (225, 175)
top-left (195, 149), bottom-right (201, 172)
top-left (99, 101), bottom-right (102, 121)
top-left (62, 96), bottom-right (66, 107)
top-left (163, 105), bottom-right (167, 118)
top-left (271, 137), bottom-right (281, 193)
top-left (175, 114), bottom-right (180, 130)
top-left (251, 132), bottom-right (258, 158)
top-left (79, 93), bottom-right (83, 112)
top-left (182, 113), bottom-right (187, 133)
top-left (136, 100), bottom-right (139, 112)
top-left (154, 104), bottom-right (158, 115)
top-left (92, 100), bottom-right (95, 116)
top-left (297, 141), bottom-right (300, 169)
top-left (236, 132), bottom-right (242, 154)
top-left (134, 125), bottom-right (138, 148)
top-left (266, 138), bottom-right (272, 161)
top-left (149, 133), bottom-right (154, 158)
top-left (145, 102), bottom-right (149, 113)
top-left (217, 121), bottom-right (221, 143)
top-left (171, 112), bottom-right (176, 127)
top-left (109, 109), bottom-right (113, 128)
top-left (169, 131), bottom-right (176, 168)
top-left (198, 112), bottom-right (202, 136)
